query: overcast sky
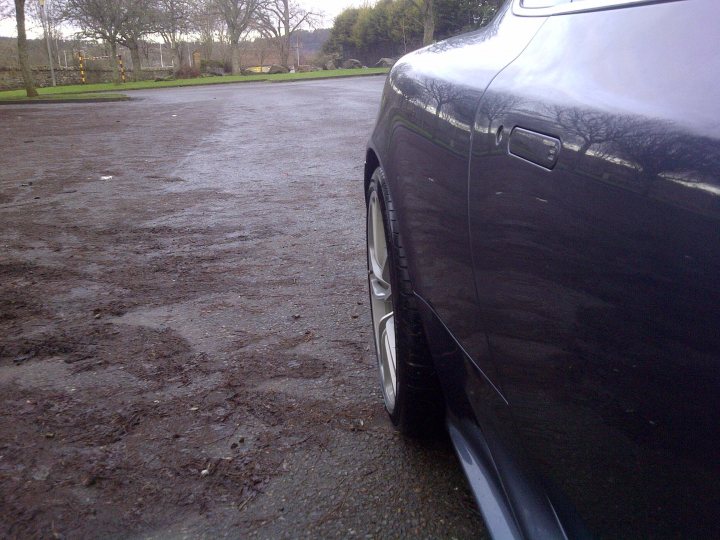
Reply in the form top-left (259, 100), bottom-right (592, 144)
top-left (0, 0), bottom-right (366, 38)
top-left (306, 0), bottom-right (365, 27)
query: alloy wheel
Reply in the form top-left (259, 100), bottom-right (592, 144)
top-left (367, 189), bottom-right (397, 411)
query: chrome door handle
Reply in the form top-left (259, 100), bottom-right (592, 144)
top-left (509, 127), bottom-right (561, 170)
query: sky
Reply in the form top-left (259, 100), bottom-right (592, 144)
top-left (306, 0), bottom-right (365, 27)
top-left (0, 0), bottom-right (366, 39)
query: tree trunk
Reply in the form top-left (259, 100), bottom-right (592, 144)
top-left (201, 38), bottom-right (213, 64)
top-left (579, 140), bottom-right (592, 155)
top-left (422, 0), bottom-right (435, 46)
top-left (14, 0), bottom-right (38, 97)
top-left (279, 36), bottom-right (290, 68)
top-left (230, 42), bottom-right (241, 74)
top-left (168, 39), bottom-right (183, 71)
top-left (174, 48), bottom-right (182, 70)
top-left (108, 41), bottom-right (120, 83)
top-left (129, 42), bottom-right (142, 81)
top-left (281, 0), bottom-right (291, 68)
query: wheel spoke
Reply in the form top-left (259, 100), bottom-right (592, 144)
top-left (369, 272), bottom-right (391, 301)
top-left (367, 187), bottom-right (397, 412)
top-left (368, 192), bottom-right (392, 301)
top-left (368, 235), bottom-right (387, 284)
top-left (380, 253), bottom-right (391, 287)
top-left (379, 312), bottom-right (397, 397)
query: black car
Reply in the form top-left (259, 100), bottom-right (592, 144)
top-left (364, 0), bottom-right (720, 537)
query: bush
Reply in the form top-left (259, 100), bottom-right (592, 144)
top-left (200, 59), bottom-right (228, 74)
top-left (175, 65), bottom-right (201, 79)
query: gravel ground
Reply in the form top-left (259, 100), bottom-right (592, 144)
top-left (0, 78), bottom-right (486, 539)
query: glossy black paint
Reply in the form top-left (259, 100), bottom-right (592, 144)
top-left (366, 0), bottom-right (720, 537)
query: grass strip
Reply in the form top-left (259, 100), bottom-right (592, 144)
top-left (0, 68), bottom-right (389, 99)
top-left (0, 93), bottom-right (129, 104)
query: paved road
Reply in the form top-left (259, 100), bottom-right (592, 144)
top-left (0, 78), bottom-right (486, 538)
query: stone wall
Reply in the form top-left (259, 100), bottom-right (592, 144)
top-left (0, 67), bottom-right (175, 91)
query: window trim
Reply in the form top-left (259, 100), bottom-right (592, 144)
top-left (513, 0), bottom-right (682, 17)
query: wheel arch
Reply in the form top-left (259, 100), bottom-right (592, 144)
top-left (364, 147), bottom-right (381, 203)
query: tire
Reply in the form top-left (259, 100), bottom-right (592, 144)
top-left (366, 167), bottom-right (443, 436)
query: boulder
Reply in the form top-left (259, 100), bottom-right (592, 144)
top-left (341, 58), bottom-right (362, 69)
top-left (240, 68), bottom-right (256, 76)
top-left (324, 61), bottom-right (337, 71)
top-left (207, 66), bottom-right (225, 76)
top-left (297, 65), bottom-right (322, 73)
top-left (375, 58), bottom-right (396, 68)
top-left (268, 64), bottom-right (290, 74)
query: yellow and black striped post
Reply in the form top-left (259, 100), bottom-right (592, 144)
top-left (118, 55), bottom-right (126, 83)
top-left (79, 52), bottom-right (86, 84)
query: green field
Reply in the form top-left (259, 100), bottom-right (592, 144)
top-left (0, 68), bottom-right (390, 102)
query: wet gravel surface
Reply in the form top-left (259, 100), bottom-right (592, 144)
top-left (0, 78), bottom-right (486, 538)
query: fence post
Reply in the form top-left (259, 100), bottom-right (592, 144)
top-left (79, 52), bottom-right (86, 84)
top-left (118, 55), bottom-right (126, 83)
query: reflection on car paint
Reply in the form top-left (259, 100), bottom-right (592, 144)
top-left (366, 0), bottom-right (720, 537)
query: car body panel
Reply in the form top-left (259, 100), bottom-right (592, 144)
top-left (469, 1), bottom-right (720, 536)
top-left (366, 0), bottom-right (720, 536)
top-left (416, 294), bottom-right (576, 539)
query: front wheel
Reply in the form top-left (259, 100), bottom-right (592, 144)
top-left (366, 167), bottom-right (443, 435)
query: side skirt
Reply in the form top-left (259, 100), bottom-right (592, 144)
top-left (414, 293), bottom-right (581, 540)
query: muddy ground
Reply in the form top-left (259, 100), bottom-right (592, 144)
top-left (0, 78), bottom-right (485, 538)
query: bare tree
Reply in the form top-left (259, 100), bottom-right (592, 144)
top-left (27, 0), bottom-right (66, 65)
top-left (117, 0), bottom-right (154, 79)
top-left (213, 0), bottom-right (261, 74)
top-left (256, 0), bottom-right (317, 68)
top-left (1, 0), bottom-right (14, 20)
top-left (195, 0), bottom-right (225, 63)
top-left (479, 93), bottom-right (522, 134)
top-left (553, 106), bottom-right (626, 156)
top-left (64, 0), bottom-right (133, 81)
top-left (421, 77), bottom-right (463, 131)
top-left (13, 0), bottom-right (38, 96)
top-left (247, 36), bottom-right (271, 69)
top-left (153, 0), bottom-right (194, 69)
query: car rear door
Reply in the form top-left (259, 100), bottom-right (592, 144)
top-left (468, 0), bottom-right (720, 536)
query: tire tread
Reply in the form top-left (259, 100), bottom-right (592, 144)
top-left (367, 168), bottom-right (443, 436)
